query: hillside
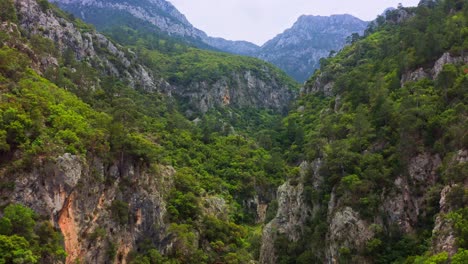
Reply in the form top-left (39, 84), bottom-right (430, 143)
top-left (261, 1), bottom-right (468, 263)
top-left (0, 0), bottom-right (293, 263)
top-left (0, 0), bottom-right (467, 264)
top-left (44, 0), bottom-right (298, 116)
top-left (50, 0), bottom-right (261, 56)
top-left (51, 0), bottom-right (368, 83)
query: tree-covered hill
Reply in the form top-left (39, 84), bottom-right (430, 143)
top-left (261, 0), bottom-right (467, 263)
top-left (0, 0), bottom-right (293, 263)
top-left (0, 0), bottom-right (466, 263)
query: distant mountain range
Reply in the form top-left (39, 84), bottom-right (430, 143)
top-left (52, 0), bottom-right (368, 82)
top-left (257, 15), bottom-right (368, 82)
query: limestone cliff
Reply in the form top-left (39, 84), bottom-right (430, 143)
top-left (2, 151), bottom-right (175, 264)
top-left (177, 70), bottom-right (294, 114)
top-left (16, 0), bottom-right (171, 92)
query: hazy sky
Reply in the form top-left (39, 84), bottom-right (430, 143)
top-left (169, 0), bottom-right (420, 45)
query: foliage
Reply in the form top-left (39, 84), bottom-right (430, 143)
top-left (110, 200), bottom-right (130, 226)
top-left (278, 0), bottom-right (468, 262)
top-left (1, 1), bottom-right (466, 263)
top-left (0, 0), bottom-right (17, 23)
top-left (447, 208), bottom-right (468, 248)
top-left (103, 25), bottom-right (298, 90)
top-left (0, 204), bottom-right (66, 263)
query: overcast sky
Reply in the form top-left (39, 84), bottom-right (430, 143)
top-left (169, 0), bottom-right (421, 45)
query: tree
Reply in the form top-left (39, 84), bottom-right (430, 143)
top-left (0, 0), bottom-right (17, 22)
top-left (0, 235), bottom-right (38, 264)
top-left (436, 64), bottom-right (457, 102)
top-left (2, 204), bottom-right (36, 240)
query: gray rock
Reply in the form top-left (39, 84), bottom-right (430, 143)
top-left (260, 160), bottom-right (322, 264)
top-left (383, 152), bottom-right (441, 233)
top-left (257, 15), bottom-right (368, 82)
top-left (176, 70), bottom-right (295, 113)
top-left (432, 52), bottom-right (468, 78)
top-left (16, 0), bottom-right (161, 91)
top-left (401, 67), bottom-right (430, 85)
top-left (326, 207), bottom-right (374, 263)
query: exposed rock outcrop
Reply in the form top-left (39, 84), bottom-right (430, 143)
top-left (259, 161), bottom-right (321, 264)
top-left (400, 52), bottom-right (468, 86)
top-left (431, 149), bottom-right (467, 257)
top-left (3, 152), bottom-right (175, 264)
top-left (401, 67), bottom-right (430, 85)
top-left (258, 15), bottom-right (368, 82)
top-left (301, 72), bottom-right (335, 96)
top-left (179, 70), bottom-right (295, 114)
top-left (432, 52), bottom-right (468, 78)
top-left (52, 0), bottom-right (261, 56)
top-left (383, 153), bottom-right (441, 233)
top-left (16, 0), bottom-right (170, 91)
top-left (15, 0), bottom-right (294, 115)
top-left (326, 207), bottom-right (374, 264)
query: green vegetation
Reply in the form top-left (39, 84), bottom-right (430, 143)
top-left (0, 0), bottom-right (17, 23)
top-left (0, 204), bottom-right (66, 263)
top-left (275, 0), bottom-right (468, 262)
top-left (103, 26), bottom-right (298, 89)
top-left (0, 3), bottom-right (292, 262)
top-left (0, 0), bottom-right (466, 263)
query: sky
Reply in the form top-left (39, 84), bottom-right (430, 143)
top-left (169, 0), bottom-right (421, 45)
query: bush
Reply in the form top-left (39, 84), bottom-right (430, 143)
top-left (110, 200), bottom-right (129, 226)
top-left (0, 0), bottom-right (17, 22)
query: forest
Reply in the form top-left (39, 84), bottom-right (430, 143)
top-left (0, 0), bottom-right (467, 263)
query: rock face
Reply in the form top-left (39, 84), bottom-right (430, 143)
top-left (259, 148), bottom-right (466, 262)
top-left (16, 0), bottom-right (170, 91)
top-left (51, 0), bottom-right (370, 83)
top-left (17, 0), bottom-right (294, 114)
top-left (259, 161), bottom-right (320, 264)
top-left (177, 70), bottom-right (295, 114)
top-left (400, 52), bottom-right (468, 85)
top-left (4, 151), bottom-right (176, 264)
top-left (431, 150), bottom-right (468, 256)
top-left (259, 181), bottom-right (310, 264)
top-left (326, 207), bottom-right (374, 263)
top-left (383, 153), bottom-right (442, 233)
top-left (257, 15), bottom-right (368, 82)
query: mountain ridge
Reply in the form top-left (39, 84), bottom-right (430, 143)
top-left (258, 14), bottom-right (368, 82)
top-left (51, 0), bottom-right (262, 55)
top-left (50, 0), bottom-right (368, 82)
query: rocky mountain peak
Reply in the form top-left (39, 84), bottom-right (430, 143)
top-left (258, 14), bottom-right (368, 82)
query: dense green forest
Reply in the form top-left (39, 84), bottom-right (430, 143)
top-left (0, 0), bottom-right (292, 262)
top-left (0, 0), bottom-right (467, 263)
top-left (274, 1), bottom-right (468, 263)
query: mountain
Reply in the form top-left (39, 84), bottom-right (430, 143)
top-left (1, 0), bottom-right (467, 264)
top-left (1, 0), bottom-right (292, 262)
top-left (258, 14), bottom-right (368, 82)
top-left (260, 2), bottom-right (468, 263)
top-left (50, 0), bottom-right (261, 55)
top-left (51, 0), bottom-right (368, 83)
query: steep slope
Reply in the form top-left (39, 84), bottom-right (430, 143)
top-left (2, 0), bottom-right (467, 264)
top-left (258, 14), bottom-right (368, 83)
top-left (47, 0), bottom-right (297, 115)
top-left (50, 0), bottom-right (261, 55)
top-left (0, 0), bottom-right (291, 263)
top-left (50, 0), bottom-right (369, 84)
top-left (261, 2), bottom-right (468, 263)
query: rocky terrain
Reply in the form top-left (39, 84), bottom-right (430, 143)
top-left (50, 0), bottom-right (261, 56)
top-left (18, 0), bottom-right (295, 115)
top-left (50, 0), bottom-right (368, 83)
top-left (0, 1), bottom-right (466, 264)
top-left (258, 15), bottom-right (368, 82)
